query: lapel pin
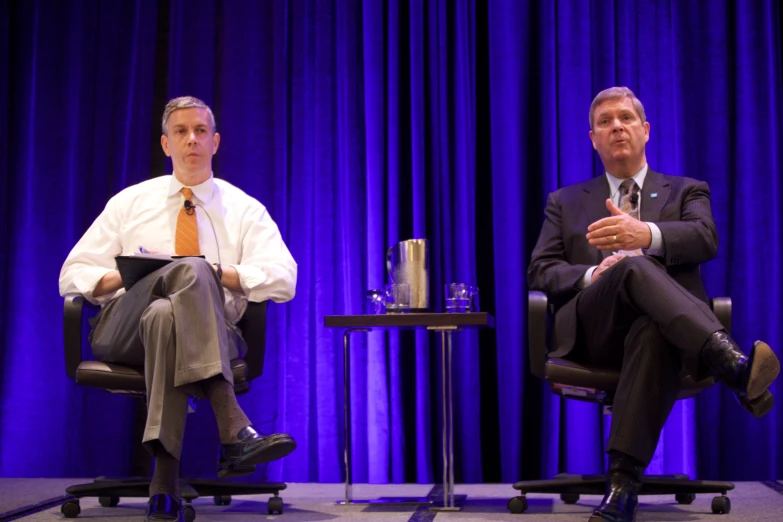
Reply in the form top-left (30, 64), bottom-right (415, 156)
top-left (650, 193), bottom-right (658, 198)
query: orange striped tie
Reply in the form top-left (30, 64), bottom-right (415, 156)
top-left (175, 188), bottom-right (200, 256)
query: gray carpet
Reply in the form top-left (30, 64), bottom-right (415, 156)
top-left (0, 478), bottom-right (75, 515)
top-left (6, 480), bottom-right (783, 521)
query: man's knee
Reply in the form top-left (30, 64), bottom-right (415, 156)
top-left (165, 257), bottom-right (221, 293)
top-left (605, 255), bottom-right (662, 285)
top-left (171, 256), bottom-right (214, 278)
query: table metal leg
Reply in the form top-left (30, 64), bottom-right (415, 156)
top-left (428, 328), bottom-right (463, 511)
top-left (335, 326), bottom-right (465, 509)
top-left (336, 328), bottom-right (431, 507)
top-left (344, 329), bottom-right (354, 504)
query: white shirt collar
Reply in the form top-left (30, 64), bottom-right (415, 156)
top-left (605, 163), bottom-right (648, 199)
top-left (167, 172), bottom-right (217, 203)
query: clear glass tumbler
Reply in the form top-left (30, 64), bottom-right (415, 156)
top-left (385, 283), bottom-right (411, 313)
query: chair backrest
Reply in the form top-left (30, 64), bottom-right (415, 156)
top-left (236, 301), bottom-right (268, 381)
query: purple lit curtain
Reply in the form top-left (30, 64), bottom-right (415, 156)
top-left (1, 0), bottom-right (781, 483)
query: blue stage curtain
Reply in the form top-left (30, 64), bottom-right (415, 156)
top-left (0, 0), bottom-right (781, 484)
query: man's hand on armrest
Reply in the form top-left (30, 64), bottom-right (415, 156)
top-left (215, 264), bottom-right (243, 293)
top-left (94, 270), bottom-right (124, 297)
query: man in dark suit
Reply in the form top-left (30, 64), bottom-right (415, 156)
top-left (528, 87), bottom-right (780, 522)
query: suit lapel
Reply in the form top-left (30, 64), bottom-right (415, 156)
top-left (580, 175), bottom-right (613, 260)
top-left (639, 169), bottom-right (670, 222)
top-left (581, 175), bottom-right (612, 226)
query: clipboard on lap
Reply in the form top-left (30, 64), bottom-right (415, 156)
top-left (115, 254), bottom-right (205, 291)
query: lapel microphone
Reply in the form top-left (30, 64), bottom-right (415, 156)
top-left (184, 200), bottom-right (195, 214)
top-left (630, 193), bottom-right (639, 205)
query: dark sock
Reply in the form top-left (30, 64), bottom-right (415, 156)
top-left (203, 376), bottom-right (251, 444)
top-left (149, 446), bottom-right (180, 501)
top-left (608, 450), bottom-right (645, 481)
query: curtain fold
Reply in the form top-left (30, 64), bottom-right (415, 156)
top-left (1, 0), bottom-right (781, 483)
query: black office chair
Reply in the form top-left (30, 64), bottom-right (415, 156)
top-left (61, 294), bottom-right (286, 520)
top-left (508, 291), bottom-right (734, 515)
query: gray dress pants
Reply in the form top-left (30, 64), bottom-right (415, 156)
top-left (90, 257), bottom-right (246, 460)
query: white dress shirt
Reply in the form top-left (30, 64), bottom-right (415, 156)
top-left (582, 164), bottom-right (665, 287)
top-left (59, 174), bottom-right (297, 323)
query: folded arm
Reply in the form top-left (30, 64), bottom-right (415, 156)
top-left (527, 191), bottom-right (593, 306)
top-left (230, 203), bottom-right (297, 303)
top-left (59, 197), bottom-right (124, 304)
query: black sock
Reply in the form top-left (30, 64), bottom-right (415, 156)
top-left (203, 376), bottom-right (251, 444)
top-left (149, 445), bottom-right (180, 501)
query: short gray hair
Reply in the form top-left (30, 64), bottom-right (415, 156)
top-left (589, 87), bottom-right (646, 130)
top-left (161, 96), bottom-right (216, 135)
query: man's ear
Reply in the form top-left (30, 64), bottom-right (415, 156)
top-left (160, 134), bottom-right (171, 157)
top-left (212, 132), bottom-right (221, 154)
top-left (643, 121), bottom-right (650, 143)
top-left (589, 130), bottom-right (598, 150)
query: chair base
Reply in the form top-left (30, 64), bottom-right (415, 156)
top-left (508, 474), bottom-right (734, 515)
top-left (63, 477), bottom-right (287, 518)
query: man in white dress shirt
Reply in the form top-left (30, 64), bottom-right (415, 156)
top-left (59, 96), bottom-right (297, 521)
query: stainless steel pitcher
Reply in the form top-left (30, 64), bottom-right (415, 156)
top-left (386, 239), bottom-right (429, 310)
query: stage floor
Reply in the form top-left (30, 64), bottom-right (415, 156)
top-left (1, 480), bottom-right (781, 521)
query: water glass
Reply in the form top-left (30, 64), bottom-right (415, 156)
top-left (385, 283), bottom-right (411, 313)
top-left (445, 283), bottom-right (471, 313)
top-left (366, 289), bottom-right (386, 315)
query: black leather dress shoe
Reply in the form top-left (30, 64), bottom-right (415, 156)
top-left (217, 426), bottom-right (297, 478)
top-left (702, 334), bottom-right (779, 417)
top-left (589, 453), bottom-right (643, 522)
top-left (146, 494), bottom-right (182, 521)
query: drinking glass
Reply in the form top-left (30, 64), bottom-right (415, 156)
top-left (444, 283), bottom-right (471, 313)
top-left (385, 283), bottom-right (411, 313)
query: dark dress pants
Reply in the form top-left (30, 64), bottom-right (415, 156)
top-left (570, 256), bottom-right (725, 465)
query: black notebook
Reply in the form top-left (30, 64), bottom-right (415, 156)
top-left (115, 254), bottom-right (205, 291)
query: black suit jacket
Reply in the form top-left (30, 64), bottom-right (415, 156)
top-left (527, 169), bottom-right (718, 358)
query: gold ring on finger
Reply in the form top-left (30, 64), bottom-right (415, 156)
top-left (613, 235), bottom-right (617, 242)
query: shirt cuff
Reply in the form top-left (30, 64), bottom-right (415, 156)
top-left (73, 266), bottom-right (121, 304)
top-left (645, 222), bottom-right (665, 256)
top-left (582, 266), bottom-right (598, 289)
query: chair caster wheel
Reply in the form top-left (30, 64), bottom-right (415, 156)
top-left (268, 496), bottom-right (284, 514)
top-left (712, 495), bottom-right (731, 514)
top-left (561, 493), bottom-right (580, 504)
top-left (61, 500), bottom-right (81, 518)
top-left (183, 504), bottom-right (196, 522)
top-left (507, 495), bottom-right (528, 513)
top-left (213, 495), bottom-right (231, 506)
top-left (675, 493), bottom-right (696, 504)
top-left (98, 496), bottom-right (120, 507)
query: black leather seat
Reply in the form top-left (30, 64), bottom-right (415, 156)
top-left (61, 294), bottom-right (286, 520)
top-left (507, 291), bottom-right (735, 515)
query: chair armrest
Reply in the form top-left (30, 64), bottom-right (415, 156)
top-left (238, 301), bottom-right (269, 381)
top-left (710, 297), bottom-right (731, 334)
top-left (63, 294), bottom-right (100, 379)
top-left (528, 291), bottom-right (548, 380)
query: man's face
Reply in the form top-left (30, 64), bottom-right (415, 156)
top-left (160, 108), bottom-right (220, 177)
top-left (589, 97), bottom-right (649, 171)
